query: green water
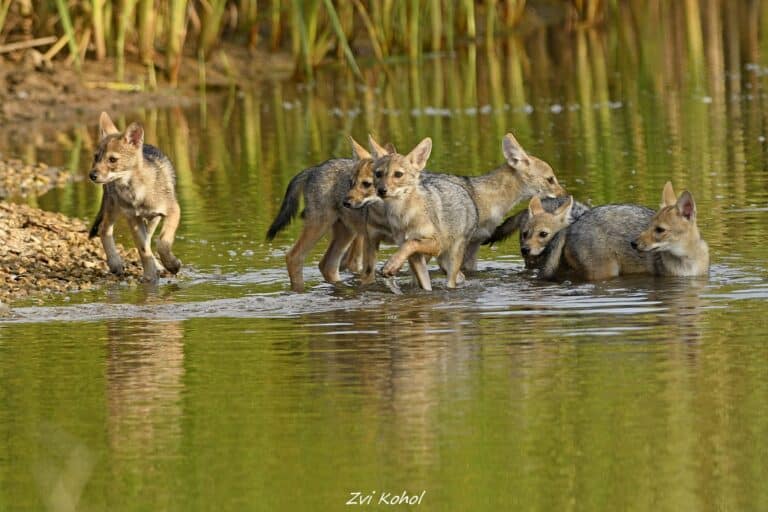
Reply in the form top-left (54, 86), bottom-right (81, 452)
top-left (3, 4), bottom-right (768, 510)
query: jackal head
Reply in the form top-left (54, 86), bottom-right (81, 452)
top-left (633, 182), bottom-right (700, 256)
top-left (343, 137), bottom-right (381, 209)
top-left (502, 133), bottom-right (566, 199)
top-left (371, 136), bottom-right (431, 200)
top-left (89, 112), bottom-right (144, 184)
top-left (520, 195), bottom-right (574, 257)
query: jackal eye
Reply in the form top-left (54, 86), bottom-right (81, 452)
top-left (522, 230), bottom-right (529, 239)
top-left (108, 156), bottom-right (118, 164)
top-left (394, 171), bottom-right (404, 178)
top-left (362, 181), bottom-right (372, 188)
top-left (375, 171), bottom-right (383, 178)
top-left (538, 231), bottom-right (549, 238)
top-left (547, 176), bottom-right (555, 184)
top-left (654, 226), bottom-right (666, 234)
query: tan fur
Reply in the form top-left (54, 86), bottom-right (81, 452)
top-left (89, 112), bottom-right (181, 283)
top-left (373, 138), bottom-right (478, 290)
top-left (520, 196), bottom-right (573, 258)
top-left (634, 182), bottom-right (710, 276)
top-left (343, 147), bottom-right (394, 285)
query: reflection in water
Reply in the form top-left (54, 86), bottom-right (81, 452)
top-left (105, 319), bottom-right (185, 496)
top-left (1, 3), bottom-right (768, 511)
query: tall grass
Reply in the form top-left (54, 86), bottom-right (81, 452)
top-left (0, 1), bottom-right (615, 85)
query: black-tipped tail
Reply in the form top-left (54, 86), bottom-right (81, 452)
top-left (483, 210), bottom-right (528, 246)
top-left (266, 169), bottom-right (309, 240)
top-left (89, 194), bottom-right (105, 239)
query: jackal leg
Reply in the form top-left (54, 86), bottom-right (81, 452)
top-left (319, 221), bottom-right (355, 283)
top-left (461, 241), bottom-right (481, 272)
top-left (127, 216), bottom-right (158, 282)
top-left (445, 244), bottom-right (467, 288)
top-left (286, 218), bottom-right (332, 292)
top-left (359, 233), bottom-right (381, 285)
top-left (145, 216), bottom-right (164, 271)
top-left (157, 203), bottom-right (182, 274)
top-left (340, 235), bottom-right (364, 273)
top-left (99, 204), bottom-right (124, 275)
top-left (382, 238), bottom-right (440, 277)
top-left (408, 254), bottom-right (432, 291)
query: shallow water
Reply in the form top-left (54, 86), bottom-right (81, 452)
top-left (3, 4), bottom-right (768, 510)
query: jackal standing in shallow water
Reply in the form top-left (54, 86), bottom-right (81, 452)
top-left (89, 112), bottom-right (182, 283)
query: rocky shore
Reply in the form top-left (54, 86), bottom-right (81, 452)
top-left (0, 201), bottom-right (142, 306)
top-left (0, 156), bottom-right (73, 199)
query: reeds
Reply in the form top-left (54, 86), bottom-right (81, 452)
top-left (0, 1), bottom-right (614, 84)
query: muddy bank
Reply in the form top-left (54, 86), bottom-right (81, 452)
top-left (0, 201), bottom-right (143, 305)
top-left (0, 44), bottom-right (292, 136)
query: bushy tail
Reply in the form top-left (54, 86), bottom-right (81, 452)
top-left (89, 193), bottom-right (105, 239)
top-left (266, 169), bottom-right (311, 240)
top-left (483, 210), bottom-right (528, 246)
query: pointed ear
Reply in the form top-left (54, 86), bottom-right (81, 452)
top-left (350, 136), bottom-right (371, 161)
top-left (502, 132), bottom-right (530, 168)
top-left (124, 122), bottom-right (144, 147)
top-left (554, 195), bottom-right (574, 219)
top-left (368, 134), bottom-right (390, 159)
top-left (661, 181), bottom-right (677, 207)
top-left (528, 196), bottom-right (544, 216)
top-left (676, 191), bottom-right (696, 220)
top-left (384, 142), bottom-right (397, 154)
top-left (99, 111), bottom-right (119, 139)
top-left (405, 137), bottom-right (432, 170)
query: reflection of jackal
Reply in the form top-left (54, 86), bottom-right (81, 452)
top-left (88, 112), bottom-right (181, 283)
top-left (373, 137), bottom-right (478, 290)
top-left (633, 182), bottom-right (709, 276)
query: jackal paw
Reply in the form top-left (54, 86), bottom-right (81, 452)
top-left (141, 272), bottom-right (159, 284)
top-left (382, 257), bottom-right (404, 277)
top-left (107, 258), bottom-right (125, 275)
top-left (161, 256), bottom-right (181, 275)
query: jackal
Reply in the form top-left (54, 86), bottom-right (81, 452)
top-left (520, 200), bottom-right (656, 280)
top-left (372, 137), bottom-right (478, 290)
top-left (632, 182), bottom-right (709, 276)
top-left (88, 112), bottom-right (181, 283)
top-left (484, 195), bottom-right (590, 269)
top-left (370, 132), bottom-right (565, 271)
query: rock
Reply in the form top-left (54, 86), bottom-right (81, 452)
top-left (0, 201), bottom-right (144, 304)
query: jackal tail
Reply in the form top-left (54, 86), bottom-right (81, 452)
top-left (483, 210), bottom-right (527, 246)
top-left (266, 168), bottom-right (311, 241)
top-left (89, 191), bottom-right (105, 239)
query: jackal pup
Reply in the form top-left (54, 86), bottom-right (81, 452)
top-left (485, 195), bottom-right (590, 269)
top-left (520, 199), bottom-right (655, 280)
top-left (342, 139), bottom-right (394, 285)
top-left (89, 112), bottom-right (181, 282)
top-left (369, 133), bottom-right (566, 271)
top-left (373, 138), bottom-right (478, 290)
top-left (266, 142), bottom-right (382, 292)
top-left (632, 182), bottom-right (709, 276)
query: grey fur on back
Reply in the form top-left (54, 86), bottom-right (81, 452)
top-left (420, 173), bottom-right (478, 241)
top-left (540, 204), bottom-right (654, 279)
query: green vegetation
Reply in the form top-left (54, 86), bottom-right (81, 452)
top-left (0, 0), bottom-right (613, 84)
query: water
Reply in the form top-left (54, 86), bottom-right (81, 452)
top-left (3, 4), bottom-right (768, 510)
